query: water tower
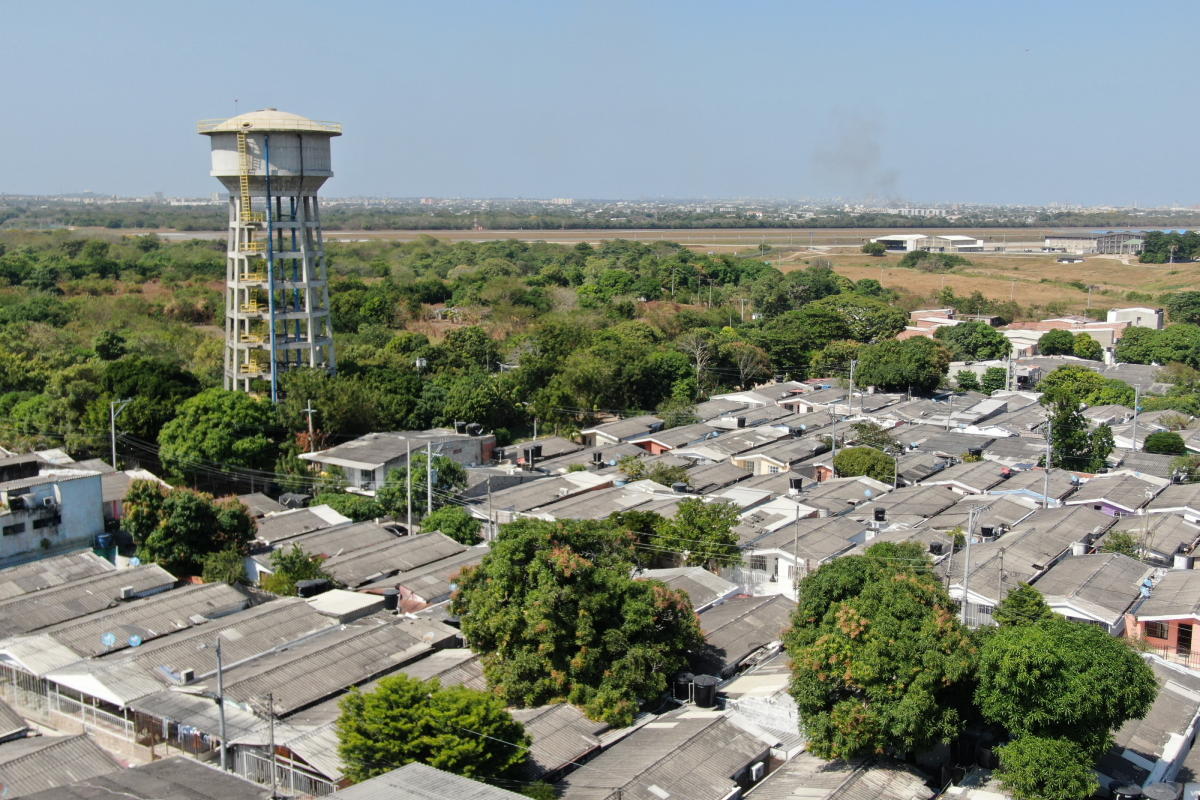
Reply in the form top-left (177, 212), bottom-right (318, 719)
top-left (198, 109), bottom-right (341, 399)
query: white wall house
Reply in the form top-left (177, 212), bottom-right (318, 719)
top-left (0, 470), bottom-right (105, 568)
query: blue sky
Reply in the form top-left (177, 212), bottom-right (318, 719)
top-left (2, 0), bottom-right (1197, 205)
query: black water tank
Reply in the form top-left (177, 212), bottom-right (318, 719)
top-left (874, 507), bottom-right (886, 522)
top-left (454, 420), bottom-right (467, 434)
top-left (1142, 784), bottom-right (1182, 800)
top-left (593, 451), bottom-right (603, 464)
top-left (737, 416), bottom-right (746, 428)
top-left (381, 589), bottom-right (400, 611)
top-left (295, 579), bottom-right (330, 598)
top-left (980, 525), bottom-right (995, 538)
top-left (692, 675), bottom-right (719, 708)
top-left (1111, 783), bottom-right (1144, 800)
top-left (467, 423), bottom-right (483, 436)
top-left (790, 477), bottom-right (804, 491)
top-left (531, 444), bottom-right (543, 459)
top-left (929, 542), bottom-right (944, 556)
top-left (673, 672), bottom-right (694, 702)
top-left (968, 447), bottom-right (983, 458)
top-left (672, 482), bottom-right (689, 494)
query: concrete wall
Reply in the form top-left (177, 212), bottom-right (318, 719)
top-left (0, 474), bottom-right (104, 567)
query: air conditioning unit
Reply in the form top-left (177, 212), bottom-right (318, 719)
top-left (178, 668), bottom-right (195, 684)
top-left (42, 497), bottom-right (56, 508)
top-left (750, 762), bottom-right (765, 782)
top-left (557, 487), bottom-right (570, 497)
top-left (119, 586), bottom-right (135, 600)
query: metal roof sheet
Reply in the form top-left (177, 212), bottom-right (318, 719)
top-left (694, 596), bottom-right (796, 678)
top-left (0, 734), bottom-right (121, 797)
top-left (334, 762), bottom-right (527, 800)
top-left (0, 695), bottom-right (28, 741)
top-left (510, 704), bottom-right (609, 780)
top-left (323, 532), bottom-right (465, 587)
top-left (638, 568), bottom-right (737, 612)
top-left (0, 550), bottom-right (114, 601)
top-left (17, 754), bottom-right (272, 800)
top-left (0, 564), bottom-right (176, 638)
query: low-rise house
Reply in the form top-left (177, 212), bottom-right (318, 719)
top-left (987, 468), bottom-right (1080, 506)
top-left (627, 422), bottom-right (722, 455)
top-left (919, 494), bottom-right (1036, 538)
top-left (0, 734), bottom-right (121, 797)
top-left (254, 505), bottom-right (352, 545)
top-left (0, 470), bottom-right (106, 568)
top-left (580, 415), bottom-right (665, 447)
top-left (473, 472), bottom-right (614, 523)
top-left (300, 428), bottom-right (498, 490)
top-left (918, 460), bottom-right (1012, 495)
top-left (1084, 404), bottom-right (1135, 426)
top-left (724, 516), bottom-right (864, 599)
top-left (236, 492), bottom-right (286, 518)
top-left (321, 532), bottom-right (465, 588)
top-left (750, 752), bottom-right (934, 800)
top-left (101, 467), bottom-right (171, 524)
top-left (0, 549), bottom-right (114, 601)
top-left (249, 519), bottom-right (396, 583)
top-left (982, 436), bottom-right (1052, 467)
top-left (710, 381), bottom-right (808, 408)
top-left (673, 426), bottom-right (792, 463)
top-left (1148, 484), bottom-right (1200, 524)
top-left (369, 547), bottom-right (486, 610)
top-left (1095, 660), bottom-right (1200, 791)
top-left (639, 567), bottom-right (739, 612)
top-left (1031, 553), bottom-right (1153, 634)
top-left (684, 461), bottom-right (752, 493)
top-left (337, 762), bottom-right (528, 800)
top-left (1128, 570), bottom-right (1200, 668)
top-left (731, 435), bottom-right (829, 476)
top-left (555, 710), bottom-right (771, 800)
top-left (511, 704), bottom-right (611, 782)
top-left (857, 484), bottom-right (961, 525)
top-left (19, 756), bottom-right (273, 800)
top-left (779, 386), bottom-right (847, 414)
top-left (1114, 452), bottom-right (1182, 481)
top-left (693, 595), bottom-right (796, 679)
top-left (720, 653), bottom-right (802, 758)
top-left (1064, 474), bottom-right (1163, 516)
top-left (535, 442), bottom-right (647, 474)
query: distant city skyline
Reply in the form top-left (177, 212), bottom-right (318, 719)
top-left (2, 1), bottom-right (1197, 205)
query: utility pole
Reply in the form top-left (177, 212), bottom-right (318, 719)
top-left (946, 393), bottom-right (953, 432)
top-left (406, 440), bottom-right (412, 534)
top-left (109, 398), bottom-right (133, 469)
top-left (792, 501), bottom-right (800, 600)
top-left (267, 691), bottom-right (277, 799)
top-left (1132, 385), bottom-right (1141, 453)
top-left (216, 637), bottom-right (227, 771)
top-left (847, 360), bottom-right (858, 418)
top-left (960, 505), bottom-right (981, 626)
top-left (303, 399), bottom-right (317, 452)
top-left (1043, 419), bottom-right (1053, 509)
top-left (426, 442), bottom-right (433, 515)
top-left (487, 476), bottom-right (494, 542)
top-left (740, 298), bottom-right (746, 322)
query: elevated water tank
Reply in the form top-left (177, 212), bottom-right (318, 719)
top-left (673, 672), bottom-right (694, 702)
top-left (201, 109), bottom-right (339, 195)
top-left (1111, 783), bottom-right (1143, 800)
top-left (693, 675), bottom-right (720, 708)
top-left (1142, 783), bottom-right (1182, 800)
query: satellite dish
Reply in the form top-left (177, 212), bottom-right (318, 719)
top-left (129, 557), bottom-right (141, 566)
top-left (800, 424), bottom-right (807, 431)
top-left (101, 632), bottom-right (116, 648)
top-left (864, 489), bottom-right (873, 498)
top-left (128, 635), bottom-right (143, 648)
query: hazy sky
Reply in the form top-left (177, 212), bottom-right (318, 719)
top-left (3, 1), bottom-right (1197, 205)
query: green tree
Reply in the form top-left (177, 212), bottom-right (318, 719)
top-left (420, 505), bottom-right (482, 545)
top-left (980, 366), bottom-right (1008, 394)
top-left (1072, 333), bottom-right (1103, 361)
top-left (785, 542), bottom-right (975, 759)
top-left (996, 736), bottom-right (1099, 800)
top-left (856, 337), bottom-right (951, 393)
top-left (861, 242), bottom-right (886, 256)
top-left (810, 340), bottom-right (863, 379)
top-left (92, 330), bottom-right (127, 361)
top-left (992, 583), bottom-right (1053, 627)
top-left (442, 326), bottom-right (501, 370)
top-left (377, 452), bottom-right (469, 516)
top-left (450, 518), bottom-right (703, 726)
top-left (652, 498), bottom-right (742, 570)
top-left (311, 492), bottom-right (386, 521)
top-left (1167, 291), bottom-right (1200, 325)
top-left (157, 388), bottom-right (277, 484)
top-left (124, 483), bottom-right (256, 576)
top-left (832, 446), bottom-right (894, 482)
top-left (260, 544), bottom-right (334, 596)
top-left (202, 548), bottom-right (248, 585)
top-left (803, 294), bottom-right (907, 344)
top-left (617, 455), bottom-right (690, 488)
top-left (336, 673), bottom-right (529, 782)
top-left (102, 357), bottom-right (202, 444)
top-left (1100, 530), bottom-right (1142, 559)
top-left (934, 321), bottom-right (1012, 361)
top-left (848, 421), bottom-right (900, 453)
top-left (975, 615), bottom-right (1158, 758)
top-left (1144, 430), bottom-right (1186, 454)
top-left (1039, 365), bottom-right (1134, 407)
top-left (955, 370), bottom-right (981, 392)
top-left (1039, 328), bottom-right (1076, 356)
top-left (441, 370), bottom-right (524, 431)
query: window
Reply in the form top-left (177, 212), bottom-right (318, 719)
top-left (749, 555), bottom-right (768, 572)
top-left (977, 605), bottom-right (995, 616)
top-left (767, 466), bottom-right (780, 474)
top-left (2, 523), bottom-right (25, 536)
top-left (33, 515), bottom-right (60, 530)
top-left (1145, 621), bottom-right (1169, 640)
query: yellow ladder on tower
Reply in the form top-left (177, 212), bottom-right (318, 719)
top-left (237, 132), bottom-right (264, 225)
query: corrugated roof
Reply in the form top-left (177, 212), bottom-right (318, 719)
top-left (334, 762), bottom-right (527, 800)
top-left (255, 508), bottom-right (346, 544)
top-left (323, 532), bottom-right (465, 587)
top-left (382, 548), bottom-right (485, 603)
top-left (0, 564), bottom-right (176, 638)
top-left (1033, 553), bottom-right (1152, 625)
top-left (398, 647), bottom-right (486, 690)
top-left (1137, 569), bottom-right (1200, 619)
top-left (47, 599), bottom-right (336, 706)
top-left (17, 754), bottom-right (272, 800)
top-left (237, 493), bottom-right (285, 517)
top-left (0, 550), bottom-right (114, 601)
top-left (510, 704), bottom-right (609, 780)
top-left (639, 568), bottom-right (737, 612)
top-left (0, 695), bottom-right (28, 741)
top-left (0, 734), bottom-right (121, 797)
top-left (919, 460), bottom-right (1010, 492)
top-left (283, 722), bottom-right (344, 781)
top-left (1066, 474), bottom-right (1161, 512)
top-left (130, 689), bottom-right (267, 745)
top-left (220, 616), bottom-right (458, 716)
top-left (693, 596), bottom-right (796, 678)
top-left (749, 753), bottom-right (933, 800)
top-left (1099, 660), bottom-right (1200, 786)
top-left (556, 712), bottom-right (767, 800)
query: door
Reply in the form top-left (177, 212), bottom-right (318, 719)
top-left (1178, 623), bottom-right (1193, 657)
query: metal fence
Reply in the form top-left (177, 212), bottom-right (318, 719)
top-left (1139, 643), bottom-right (1200, 672)
top-left (238, 748), bottom-right (338, 797)
top-left (0, 664), bottom-right (135, 740)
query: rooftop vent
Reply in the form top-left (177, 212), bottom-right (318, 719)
top-left (119, 586), bottom-right (135, 600)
